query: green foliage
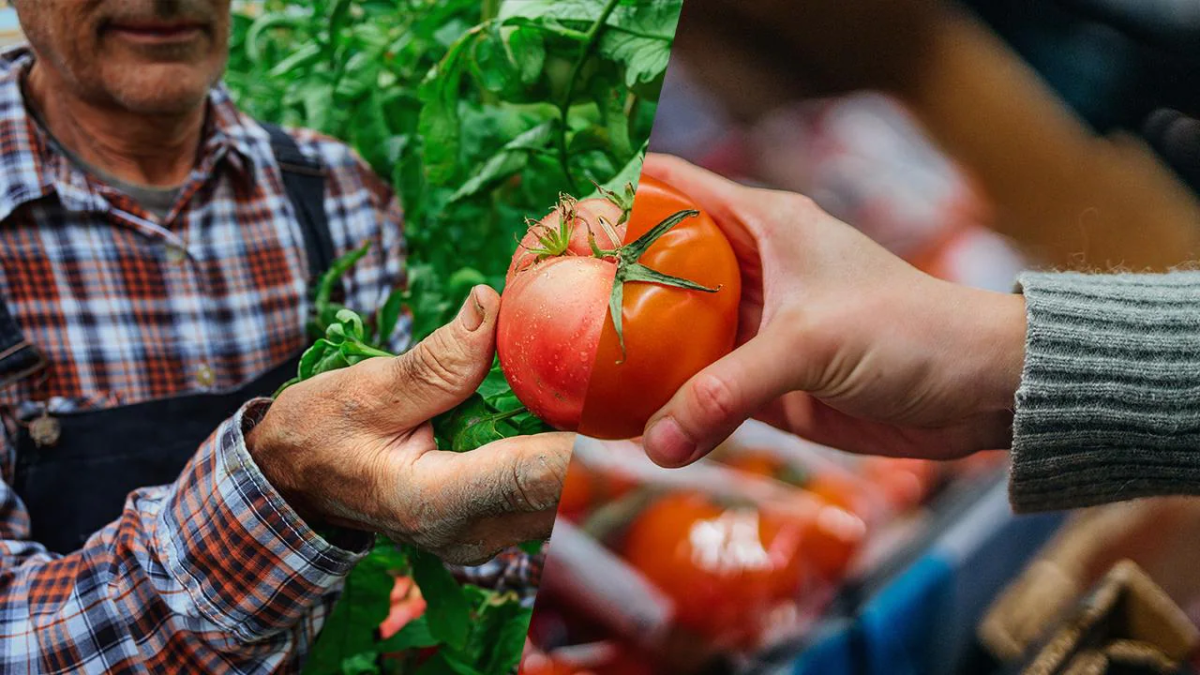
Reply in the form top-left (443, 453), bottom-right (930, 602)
top-left (226, 0), bottom-right (680, 672)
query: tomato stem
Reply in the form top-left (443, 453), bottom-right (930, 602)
top-left (555, 0), bottom-right (622, 194)
top-left (607, 209), bottom-right (722, 361)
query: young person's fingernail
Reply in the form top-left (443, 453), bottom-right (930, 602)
top-left (644, 416), bottom-right (696, 467)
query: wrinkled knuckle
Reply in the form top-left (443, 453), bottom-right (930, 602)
top-left (397, 340), bottom-right (462, 394)
top-left (785, 191), bottom-right (817, 214)
top-left (507, 453), bottom-right (561, 513)
top-left (441, 545), bottom-right (498, 567)
top-left (690, 372), bottom-right (739, 425)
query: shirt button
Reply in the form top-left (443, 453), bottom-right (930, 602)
top-left (165, 244), bottom-right (187, 264)
top-left (196, 363), bottom-right (216, 388)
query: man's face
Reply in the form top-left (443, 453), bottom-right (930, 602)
top-left (16, 0), bottom-right (230, 115)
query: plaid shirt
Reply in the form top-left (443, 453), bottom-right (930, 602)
top-left (0, 46), bottom-right (411, 673)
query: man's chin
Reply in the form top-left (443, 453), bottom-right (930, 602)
top-left (103, 68), bottom-right (217, 116)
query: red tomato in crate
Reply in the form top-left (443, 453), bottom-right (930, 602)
top-left (620, 492), bottom-right (808, 649)
top-left (858, 457), bottom-right (939, 512)
top-left (556, 457), bottom-right (638, 520)
top-left (718, 449), bottom-right (870, 579)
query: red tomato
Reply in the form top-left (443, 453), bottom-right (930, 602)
top-left (721, 450), bottom-right (801, 485)
top-left (721, 449), bottom-right (877, 521)
top-left (621, 492), bottom-right (807, 648)
top-left (592, 645), bottom-right (655, 675)
top-left (579, 176), bottom-right (740, 439)
top-left (519, 655), bottom-right (576, 675)
top-left (556, 458), bottom-right (595, 521)
top-left (787, 498), bottom-right (867, 581)
top-left (858, 457), bottom-right (940, 511)
top-left (379, 576), bottom-right (426, 641)
top-left (556, 458), bottom-right (640, 520)
top-left (716, 450), bottom-right (870, 579)
top-left (508, 197), bottom-right (625, 285)
top-left (498, 256), bottom-right (614, 430)
top-left (499, 176), bottom-right (740, 438)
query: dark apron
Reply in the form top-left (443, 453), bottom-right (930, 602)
top-left (3, 124), bottom-right (335, 555)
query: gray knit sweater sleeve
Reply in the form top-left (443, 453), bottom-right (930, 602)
top-left (1011, 271), bottom-right (1200, 512)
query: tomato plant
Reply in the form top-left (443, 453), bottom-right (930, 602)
top-left (498, 175), bottom-right (741, 439)
top-left (620, 492), bottom-right (808, 650)
top-left (225, 0), bottom-right (684, 672)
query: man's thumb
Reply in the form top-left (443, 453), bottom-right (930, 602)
top-left (383, 285), bottom-right (499, 424)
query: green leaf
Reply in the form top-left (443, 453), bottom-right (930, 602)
top-left (482, 604), bottom-right (533, 674)
top-left (267, 43), bottom-right (323, 78)
top-left (410, 549), bottom-right (471, 652)
top-left (588, 139), bottom-right (648, 200)
top-left (469, 24), bottom-right (511, 93)
top-left (333, 308), bottom-right (367, 342)
top-left (432, 395), bottom-right (523, 452)
top-left (375, 289), bottom-right (407, 347)
top-left (498, 0), bottom-right (683, 86)
top-left (376, 615), bottom-right (439, 652)
top-left (246, 12), bottom-right (306, 63)
top-left (415, 651), bottom-right (481, 675)
top-left (314, 243), bottom-right (372, 336)
top-left (303, 554), bottom-right (394, 675)
top-left (418, 31), bottom-right (475, 186)
top-left (477, 362), bottom-right (514, 407)
top-left (338, 653), bottom-right (381, 675)
top-left (448, 121), bottom-right (556, 203)
top-left (598, 77), bottom-right (633, 159)
top-left (598, 2), bottom-right (682, 87)
top-left (506, 27), bottom-right (546, 86)
top-left (518, 540), bottom-right (544, 555)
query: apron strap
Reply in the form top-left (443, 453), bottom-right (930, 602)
top-left (0, 300), bottom-right (45, 391)
top-left (262, 122), bottom-right (335, 282)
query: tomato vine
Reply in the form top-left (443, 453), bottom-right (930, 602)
top-left (225, 0), bottom-right (681, 673)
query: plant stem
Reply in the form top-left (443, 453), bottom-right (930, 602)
top-left (352, 342), bottom-right (397, 359)
top-left (555, 0), bottom-right (622, 194)
top-left (481, 0), bottom-right (500, 23)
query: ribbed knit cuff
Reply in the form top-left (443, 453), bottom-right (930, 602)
top-left (1011, 271), bottom-right (1200, 512)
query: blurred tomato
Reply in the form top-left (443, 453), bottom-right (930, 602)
top-left (782, 498), bottom-right (867, 581)
top-left (520, 641), bottom-right (654, 675)
top-left (858, 457), bottom-right (939, 512)
top-left (721, 449), bottom-right (877, 520)
top-left (379, 576), bottom-right (426, 641)
top-left (556, 458), bottom-right (639, 521)
top-left (721, 450), bottom-right (804, 486)
top-left (557, 459), bottom-right (595, 521)
top-left (621, 492), bottom-right (808, 648)
top-left (520, 655), bottom-right (576, 675)
top-left (592, 645), bottom-right (655, 675)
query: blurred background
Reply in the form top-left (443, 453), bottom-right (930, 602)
top-left (526, 2), bottom-right (1200, 675)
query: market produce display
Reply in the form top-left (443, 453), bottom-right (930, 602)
top-left (224, 0), bottom-right (682, 672)
top-left (522, 424), bottom-right (1004, 673)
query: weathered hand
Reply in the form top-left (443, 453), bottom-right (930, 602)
top-left (639, 155), bottom-right (1026, 467)
top-left (248, 287), bottom-right (571, 564)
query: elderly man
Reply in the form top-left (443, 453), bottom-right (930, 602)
top-left (0, 0), bottom-right (570, 671)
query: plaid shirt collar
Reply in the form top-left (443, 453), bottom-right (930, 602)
top-left (0, 44), bottom-right (265, 225)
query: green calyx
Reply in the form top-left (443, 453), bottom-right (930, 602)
top-left (523, 195), bottom-right (578, 259)
top-left (594, 181), bottom-right (637, 224)
top-left (602, 209), bottom-right (722, 362)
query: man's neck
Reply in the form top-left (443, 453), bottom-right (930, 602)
top-left (24, 62), bottom-right (205, 188)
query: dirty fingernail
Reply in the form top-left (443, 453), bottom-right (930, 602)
top-left (459, 286), bottom-right (486, 331)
